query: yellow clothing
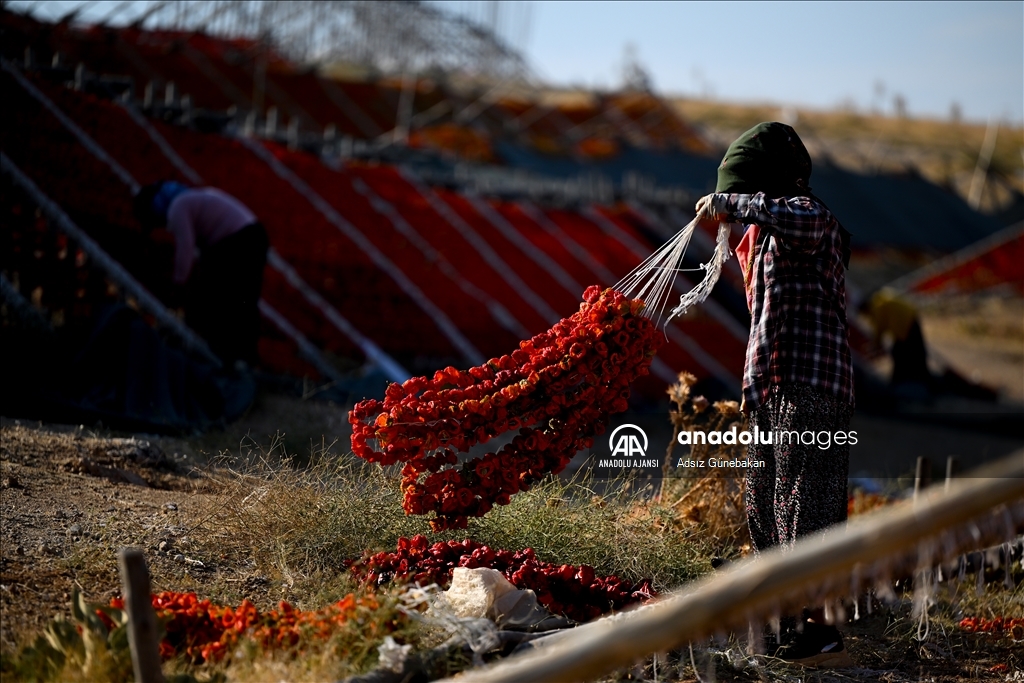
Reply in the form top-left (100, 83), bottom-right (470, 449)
top-left (865, 289), bottom-right (917, 342)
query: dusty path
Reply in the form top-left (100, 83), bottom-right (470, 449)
top-left (919, 295), bottom-right (1024, 403)
top-left (0, 422), bottom-right (232, 650)
top-left (1, 390), bottom-right (360, 655)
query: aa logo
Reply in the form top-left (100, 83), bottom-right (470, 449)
top-left (608, 424), bottom-right (648, 458)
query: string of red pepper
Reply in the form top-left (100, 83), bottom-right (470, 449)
top-left (351, 535), bottom-right (655, 623)
top-left (349, 286), bottom-right (665, 530)
top-left (100, 591), bottom-right (393, 663)
top-left (959, 616), bottom-right (1024, 640)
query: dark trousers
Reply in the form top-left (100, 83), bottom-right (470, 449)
top-left (745, 383), bottom-right (851, 552)
top-left (891, 319), bottom-right (930, 385)
top-left (186, 222), bottom-right (268, 365)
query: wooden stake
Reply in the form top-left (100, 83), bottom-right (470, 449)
top-left (914, 456), bottom-right (932, 500)
top-left (945, 456), bottom-right (959, 492)
top-left (118, 548), bottom-right (165, 683)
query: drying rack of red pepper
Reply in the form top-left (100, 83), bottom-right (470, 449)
top-left (349, 210), bottom-right (730, 531)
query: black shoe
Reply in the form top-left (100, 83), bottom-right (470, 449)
top-left (710, 557), bottom-right (731, 570)
top-left (775, 621), bottom-right (855, 668)
top-left (763, 615), bottom-right (799, 656)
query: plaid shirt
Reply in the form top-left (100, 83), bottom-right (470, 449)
top-left (711, 193), bottom-right (854, 412)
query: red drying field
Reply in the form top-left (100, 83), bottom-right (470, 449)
top-left (148, 125), bottom-right (464, 362)
top-left (4, 68), bottom-right (749, 390)
top-left (353, 165), bottom-right (552, 334)
top-left (265, 144), bottom-right (520, 358)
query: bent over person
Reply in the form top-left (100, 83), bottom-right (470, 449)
top-left (134, 181), bottom-right (268, 366)
top-left (861, 287), bottom-right (931, 389)
top-left (697, 122), bottom-right (855, 668)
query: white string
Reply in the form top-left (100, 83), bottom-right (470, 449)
top-left (667, 220), bottom-right (733, 325)
top-left (613, 205), bottom-right (734, 328)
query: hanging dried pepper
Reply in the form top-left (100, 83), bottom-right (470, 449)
top-left (350, 286), bottom-right (664, 530)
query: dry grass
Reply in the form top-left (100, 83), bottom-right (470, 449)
top-left (186, 433), bottom-right (716, 599)
top-left (152, 391), bottom-right (356, 468)
top-left (659, 372), bottom-right (752, 557)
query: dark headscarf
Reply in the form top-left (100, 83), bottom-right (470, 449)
top-left (716, 122), bottom-right (812, 197)
top-left (716, 122), bottom-right (851, 267)
top-left (132, 180), bottom-right (190, 228)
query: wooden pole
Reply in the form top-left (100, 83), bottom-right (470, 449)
top-left (945, 456), bottom-right (959, 492)
top-left (914, 455), bottom-right (932, 500)
top-left (442, 452), bottom-right (1024, 683)
top-left (118, 548), bottom-right (165, 683)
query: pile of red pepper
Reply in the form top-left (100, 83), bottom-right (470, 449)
top-left (959, 616), bottom-right (1024, 640)
top-left (350, 286), bottom-right (664, 530)
top-left (102, 591), bottom-right (393, 663)
top-left (351, 535), bottom-right (654, 623)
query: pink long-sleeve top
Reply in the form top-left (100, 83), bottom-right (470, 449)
top-left (167, 188), bottom-right (257, 284)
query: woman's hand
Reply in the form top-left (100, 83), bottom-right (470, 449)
top-left (695, 194), bottom-right (725, 221)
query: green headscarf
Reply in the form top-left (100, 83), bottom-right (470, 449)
top-left (716, 121), bottom-right (851, 267)
top-left (716, 122), bottom-right (812, 197)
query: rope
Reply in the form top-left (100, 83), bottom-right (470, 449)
top-left (611, 205), bottom-right (734, 328)
top-left (597, 204), bottom-right (748, 341)
top-left (606, 200), bottom-right (737, 333)
top-left (581, 207), bottom-right (741, 387)
top-left (667, 220), bottom-right (733, 325)
top-left (522, 202), bottom-right (725, 387)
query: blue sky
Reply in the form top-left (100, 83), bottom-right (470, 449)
top-left (14, 1), bottom-right (1023, 123)
top-left (444, 0), bottom-right (1024, 124)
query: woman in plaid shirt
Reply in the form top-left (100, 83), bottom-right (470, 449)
top-left (698, 122), bottom-right (855, 667)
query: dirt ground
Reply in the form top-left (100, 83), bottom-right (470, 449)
top-left (0, 421), bottom-right (279, 653)
top-left (917, 295), bottom-right (1024, 403)
top-left (853, 293), bottom-right (1024, 404)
